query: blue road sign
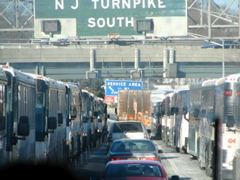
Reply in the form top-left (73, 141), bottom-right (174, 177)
top-left (105, 80), bottom-right (143, 96)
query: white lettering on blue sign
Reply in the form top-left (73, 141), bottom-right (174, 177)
top-left (129, 83), bottom-right (141, 86)
top-left (107, 82), bottom-right (127, 86)
top-left (106, 81), bottom-right (142, 96)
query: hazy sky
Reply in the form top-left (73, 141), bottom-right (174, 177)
top-left (215, 0), bottom-right (238, 9)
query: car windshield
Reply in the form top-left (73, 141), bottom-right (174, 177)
top-left (113, 123), bottom-right (143, 133)
top-left (103, 163), bottom-right (163, 178)
top-left (111, 141), bottom-right (155, 152)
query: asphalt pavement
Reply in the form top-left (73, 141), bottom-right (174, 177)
top-left (69, 140), bottom-right (212, 180)
top-left (69, 107), bottom-right (212, 180)
top-left (70, 143), bottom-right (108, 180)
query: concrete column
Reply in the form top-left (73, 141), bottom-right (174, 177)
top-left (134, 48), bottom-right (139, 69)
top-left (35, 65), bottom-right (39, 74)
top-left (90, 48), bottom-right (95, 71)
top-left (169, 48), bottom-right (175, 64)
top-left (167, 48), bottom-right (177, 78)
top-left (41, 65), bottom-right (45, 76)
top-left (163, 47), bottom-right (169, 77)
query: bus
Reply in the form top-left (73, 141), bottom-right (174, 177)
top-left (234, 74), bottom-right (240, 179)
top-left (81, 90), bottom-right (92, 151)
top-left (160, 92), bottom-right (175, 146)
top-left (0, 67), bottom-right (10, 166)
top-left (150, 90), bottom-right (173, 139)
top-left (188, 82), bottom-right (203, 158)
top-left (1, 65), bottom-right (36, 164)
top-left (198, 79), bottom-right (218, 174)
top-left (214, 74), bottom-right (240, 179)
top-left (64, 82), bottom-right (82, 162)
top-left (174, 89), bottom-right (189, 153)
top-left (94, 97), bottom-right (108, 144)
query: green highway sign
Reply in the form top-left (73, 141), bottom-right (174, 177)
top-left (35, 0), bottom-right (187, 37)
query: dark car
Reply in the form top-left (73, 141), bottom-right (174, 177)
top-left (106, 139), bottom-right (161, 164)
top-left (91, 160), bottom-right (179, 180)
top-left (201, 40), bottom-right (240, 49)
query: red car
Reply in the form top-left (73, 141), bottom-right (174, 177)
top-left (95, 160), bottom-right (179, 180)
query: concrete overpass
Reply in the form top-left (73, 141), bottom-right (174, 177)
top-left (0, 43), bottom-right (240, 80)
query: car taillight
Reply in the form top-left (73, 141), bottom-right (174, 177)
top-left (139, 157), bottom-right (158, 161)
top-left (144, 136), bottom-right (149, 139)
top-left (235, 92), bottom-right (240, 96)
top-left (110, 158), bottom-right (127, 161)
top-left (225, 90), bottom-right (232, 96)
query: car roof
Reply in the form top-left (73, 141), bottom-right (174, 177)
top-left (112, 121), bottom-right (143, 124)
top-left (106, 160), bottom-right (162, 166)
top-left (113, 139), bottom-right (152, 143)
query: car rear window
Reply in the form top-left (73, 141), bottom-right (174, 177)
top-left (111, 141), bottom-right (155, 152)
top-left (113, 123), bottom-right (143, 133)
top-left (104, 163), bottom-right (163, 178)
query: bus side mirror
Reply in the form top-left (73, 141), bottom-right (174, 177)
top-left (18, 116), bottom-right (30, 137)
top-left (183, 107), bottom-right (188, 114)
top-left (175, 107), bottom-right (179, 115)
top-left (170, 107), bottom-right (175, 115)
top-left (192, 109), bottom-right (200, 118)
top-left (71, 107), bottom-right (77, 119)
top-left (58, 113), bottom-right (63, 125)
top-left (200, 109), bottom-right (206, 117)
top-left (94, 111), bottom-right (98, 117)
top-left (207, 112), bottom-right (215, 123)
top-left (48, 117), bottom-right (57, 133)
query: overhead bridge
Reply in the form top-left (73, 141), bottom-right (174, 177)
top-left (0, 43), bottom-right (240, 80)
